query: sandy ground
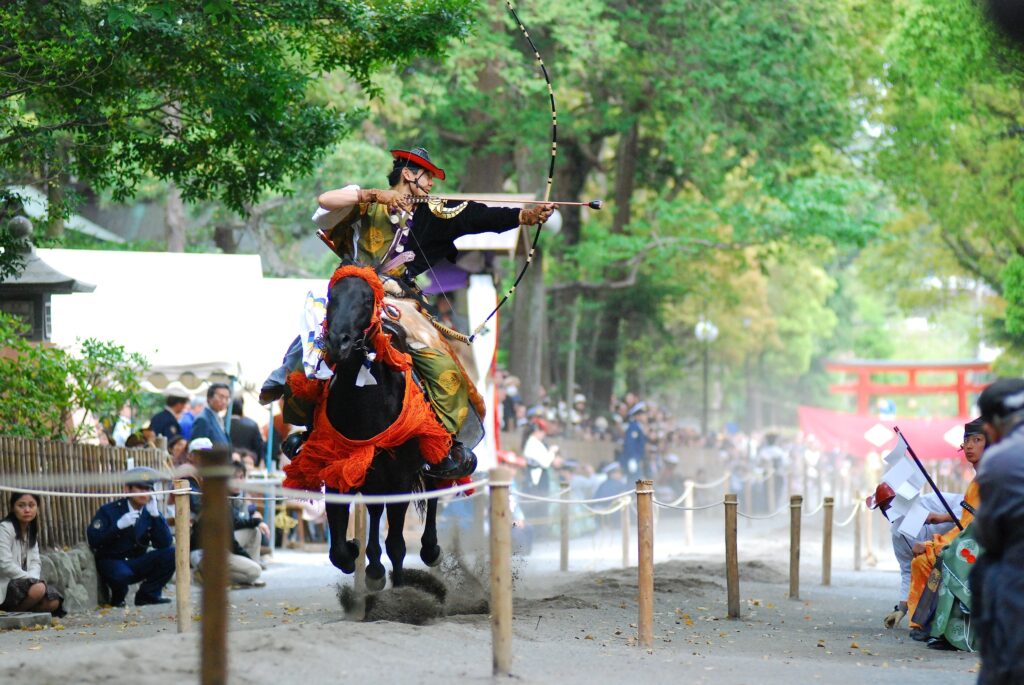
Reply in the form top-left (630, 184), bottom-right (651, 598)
top-left (0, 510), bottom-right (978, 684)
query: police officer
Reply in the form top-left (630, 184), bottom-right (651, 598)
top-left (87, 467), bottom-right (175, 607)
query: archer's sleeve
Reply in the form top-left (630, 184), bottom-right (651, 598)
top-left (444, 201), bottom-right (522, 239)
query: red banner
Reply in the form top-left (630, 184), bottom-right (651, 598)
top-left (797, 405), bottom-right (967, 461)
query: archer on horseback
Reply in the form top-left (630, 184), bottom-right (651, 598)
top-left (262, 146), bottom-right (553, 480)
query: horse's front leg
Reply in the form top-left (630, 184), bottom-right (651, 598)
top-left (385, 501), bottom-right (410, 586)
top-left (365, 503), bottom-right (386, 591)
top-left (325, 493), bottom-right (358, 573)
top-left (420, 496), bottom-right (442, 567)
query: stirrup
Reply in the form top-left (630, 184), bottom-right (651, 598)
top-left (281, 431), bottom-right (309, 459)
top-left (424, 442), bottom-right (477, 480)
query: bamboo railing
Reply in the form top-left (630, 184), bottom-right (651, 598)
top-left (0, 437), bottom-right (168, 550)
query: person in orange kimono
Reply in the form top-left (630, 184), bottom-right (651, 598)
top-left (906, 417), bottom-right (987, 640)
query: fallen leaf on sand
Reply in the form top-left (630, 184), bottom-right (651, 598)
top-left (850, 642), bottom-right (860, 649)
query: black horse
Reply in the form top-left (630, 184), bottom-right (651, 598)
top-left (316, 267), bottom-right (444, 590)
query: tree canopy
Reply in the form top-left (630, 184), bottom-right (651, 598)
top-left (0, 0), bottom-right (473, 226)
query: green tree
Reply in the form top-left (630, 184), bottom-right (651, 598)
top-left (0, 313), bottom-right (148, 441)
top-left (0, 0), bottom-right (474, 259)
top-left (875, 1), bottom-right (1024, 296)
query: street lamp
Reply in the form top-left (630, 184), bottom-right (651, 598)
top-left (695, 317), bottom-right (719, 436)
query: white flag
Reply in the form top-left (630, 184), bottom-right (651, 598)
top-left (898, 499), bottom-right (930, 537)
top-left (884, 435), bottom-right (908, 466)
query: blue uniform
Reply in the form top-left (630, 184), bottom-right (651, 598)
top-left (620, 419), bottom-right (647, 476)
top-left (87, 499), bottom-right (175, 605)
top-left (148, 409), bottom-right (182, 439)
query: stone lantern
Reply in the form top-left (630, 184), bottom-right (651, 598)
top-left (0, 216), bottom-right (94, 341)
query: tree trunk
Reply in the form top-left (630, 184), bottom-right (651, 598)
top-left (564, 293), bottom-right (582, 412)
top-left (508, 248), bottom-right (546, 407)
top-left (554, 140), bottom-right (591, 245)
top-left (45, 176), bottom-right (64, 239)
top-left (590, 304), bottom-right (622, 411)
top-left (44, 140), bottom-right (69, 239)
top-left (612, 120), bottom-right (639, 234)
top-left (575, 122), bottom-right (638, 409)
top-left (165, 182), bottom-right (186, 252)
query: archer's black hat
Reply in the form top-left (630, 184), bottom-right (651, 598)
top-left (391, 147), bottom-right (446, 181)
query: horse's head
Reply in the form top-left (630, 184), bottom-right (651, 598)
top-left (324, 269), bottom-right (377, 364)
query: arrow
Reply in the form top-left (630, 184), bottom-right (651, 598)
top-left (409, 195), bottom-right (603, 210)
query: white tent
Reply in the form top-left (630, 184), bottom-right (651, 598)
top-left (40, 248), bottom-right (503, 470)
top-left (39, 249), bottom-right (323, 394)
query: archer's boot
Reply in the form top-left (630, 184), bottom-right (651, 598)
top-left (424, 440), bottom-right (477, 480)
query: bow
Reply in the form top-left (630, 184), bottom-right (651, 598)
top-left (468, 1), bottom-right (557, 343)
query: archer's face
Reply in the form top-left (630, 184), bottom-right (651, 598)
top-left (404, 169), bottom-right (434, 196)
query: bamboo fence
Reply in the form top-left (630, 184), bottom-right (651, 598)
top-left (0, 437), bottom-right (168, 550)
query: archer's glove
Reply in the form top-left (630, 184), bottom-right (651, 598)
top-left (363, 189), bottom-right (409, 213)
top-left (519, 203), bottom-right (555, 226)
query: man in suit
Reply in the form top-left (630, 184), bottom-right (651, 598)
top-left (229, 398), bottom-right (264, 456)
top-left (190, 383), bottom-right (232, 447)
top-left (87, 468), bottom-right (175, 607)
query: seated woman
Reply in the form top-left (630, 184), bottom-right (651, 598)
top-left (906, 418), bottom-right (986, 644)
top-left (0, 492), bottom-right (65, 616)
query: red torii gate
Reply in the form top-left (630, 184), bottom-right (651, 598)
top-left (824, 359), bottom-right (991, 416)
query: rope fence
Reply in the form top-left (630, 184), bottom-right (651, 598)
top-left (0, 437), bottom-right (890, 682)
top-left (736, 503), bottom-right (789, 520)
top-left (691, 472), bottom-right (729, 489)
top-left (650, 498), bottom-right (724, 512)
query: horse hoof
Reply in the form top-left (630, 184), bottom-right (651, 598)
top-left (366, 573), bottom-right (386, 592)
top-left (329, 539), bottom-right (360, 574)
top-left (421, 545), bottom-right (443, 568)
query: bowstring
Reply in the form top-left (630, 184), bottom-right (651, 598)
top-left (467, 0), bottom-right (557, 343)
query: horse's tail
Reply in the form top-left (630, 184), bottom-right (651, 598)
top-left (412, 472), bottom-right (426, 518)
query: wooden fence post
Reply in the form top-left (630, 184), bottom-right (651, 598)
top-left (200, 447), bottom-right (231, 685)
top-left (473, 490), bottom-right (487, 554)
top-left (683, 479), bottom-right (694, 547)
top-left (789, 495), bottom-right (802, 599)
top-left (353, 502), bottom-right (367, 591)
top-left (864, 499), bottom-right (877, 566)
top-left (743, 477), bottom-right (753, 517)
top-left (173, 479), bottom-right (191, 633)
top-left (854, 494), bottom-right (862, 572)
top-left (822, 497), bottom-right (834, 586)
top-left (560, 480), bottom-right (570, 572)
top-left (489, 467), bottom-right (514, 676)
top-left (636, 479), bottom-right (654, 648)
top-left (620, 501), bottom-right (630, 568)
top-left (724, 493), bottom-right (740, 619)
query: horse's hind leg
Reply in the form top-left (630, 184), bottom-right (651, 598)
top-left (365, 503), bottom-right (386, 591)
top-left (385, 502), bottom-right (410, 586)
top-left (325, 494), bottom-right (358, 573)
top-left (420, 497), bottom-right (442, 567)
